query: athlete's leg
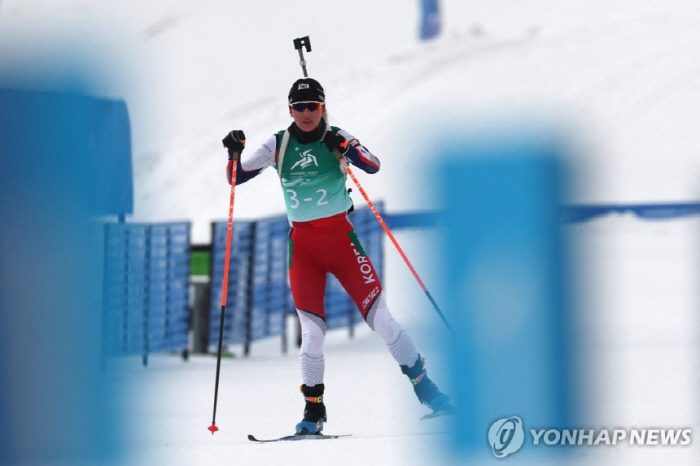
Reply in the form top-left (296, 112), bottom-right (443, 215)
top-left (365, 292), bottom-right (419, 367)
top-left (289, 227), bottom-right (330, 434)
top-left (296, 311), bottom-right (328, 434)
top-left (289, 228), bottom-right (328, 386)
top-left (327, 225), bottom-right (383, 318)
top-left (328, 222), bottom-right (451, 411)
top-left (326, 222), bottom-right (419, 365)
top-left (367, 293), bottom-right (450, 410)
top-left (297, 311), bottom-right (326, 386)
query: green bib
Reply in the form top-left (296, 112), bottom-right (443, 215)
top-left (276, 128), bottom-right (351, 222)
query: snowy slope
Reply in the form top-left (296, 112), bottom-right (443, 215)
top-left (2, 1), bottom-right (700, 465)
top-left (138, 0), bottom-right (700, 244)
top-left (2, 1), bottom-right (699, 242)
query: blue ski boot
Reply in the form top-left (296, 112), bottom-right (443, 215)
top-left (295, 384), bottom-right (326, 434)
top-left (401, 356), bottom-right (453, 415)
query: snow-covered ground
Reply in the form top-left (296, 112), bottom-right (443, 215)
top-left (114, 326), bottom-right (450, 466)
top-left (2, 0), bottom-right (700, 465)
top-left (104, 216), bottom-right (699, 466)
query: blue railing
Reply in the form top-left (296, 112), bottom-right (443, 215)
top-left (564, 202), bottom-right (700, 222)
top-left (101, 201), bottom-right (700, 362)
top-left (385, 203), bottom-right (700, 228)
top-left (102, 222), bottom-right (191, 364)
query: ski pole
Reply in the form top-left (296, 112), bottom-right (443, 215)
top-left (336, 151), bottom-right (454, 334)
top-left (208, 146), bottom-right (243, 435)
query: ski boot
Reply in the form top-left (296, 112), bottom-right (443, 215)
top-left (401, 356), bottom-right (453, 415)
top-left (295, 383), bottom-right (326, 434)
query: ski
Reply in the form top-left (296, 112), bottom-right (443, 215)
top-left (421, 409), bottom-right (454, 420)
top-left (248, 433), bottom-right (351, 443)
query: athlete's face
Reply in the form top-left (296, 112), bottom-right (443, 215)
top-left (289, 102), bottom-right (325, 133)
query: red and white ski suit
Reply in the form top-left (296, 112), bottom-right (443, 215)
top-left (229, 121), bottom-right (420, 386)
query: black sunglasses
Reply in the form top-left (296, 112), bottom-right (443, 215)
top-left (290, 102), bottom-right (324, 112)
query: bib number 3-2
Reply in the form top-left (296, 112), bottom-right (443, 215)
top-left (286, 189), bottom-right (328, 209)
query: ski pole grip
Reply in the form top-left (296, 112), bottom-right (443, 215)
top-left (227, 149), bottom-right (241, 162)
top-left (333, 149), bottom-right (346, 170)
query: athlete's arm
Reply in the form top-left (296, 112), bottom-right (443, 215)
top-left (338, 129), bottom-right (380, 174)
top-left (226, 134), bottom-right (276, 185)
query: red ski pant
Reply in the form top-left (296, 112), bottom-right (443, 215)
top-left (289, 213), bottom-right (382, 320)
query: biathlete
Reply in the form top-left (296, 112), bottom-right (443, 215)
top-left (222, 77), bottom-right (450, 435)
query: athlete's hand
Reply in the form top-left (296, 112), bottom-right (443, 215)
top-left (323, 131), bottom-right (349, 156)
top-left (222, 130), bottom-right (246, 159)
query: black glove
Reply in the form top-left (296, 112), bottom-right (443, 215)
top-left (222, 130), bottom-right (246, 158)
top-left (323, 130), bottom-right (349, 155)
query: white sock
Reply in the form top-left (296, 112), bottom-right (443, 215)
top-left (366, 293), bottom-right (419, 367)
top-left (297, 309), bottom-right (326, 386)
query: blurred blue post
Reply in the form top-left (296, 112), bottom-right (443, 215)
top-left (0, 85), bottom-right (130, 464)
top-left (89, 98), bottom-right (133, 217)
top-left (438, 132), bottom-right (577, 462)
top-left (419, 0), bottom-right (441, 40)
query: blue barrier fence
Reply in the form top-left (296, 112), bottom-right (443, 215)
top-left (208, 204), bottom-right (385, 354)
top-left (102, 222), bottom-right (191, 364)
top-left (209, 220), bottom-right (255, 349)
top-left (386, 203), bottom-right (700, 228)
top-left (564, 202), bottom-right (700, 222)
top-left (100, 201), bottom-right (700, 362)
